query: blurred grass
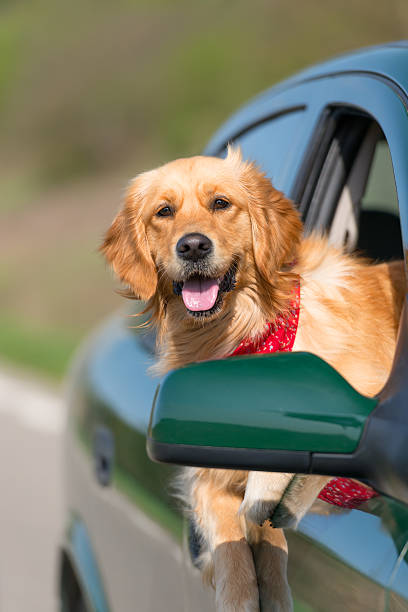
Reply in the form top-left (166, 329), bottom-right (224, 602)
top-left (1, 0), bottom-right (407, 379)
top-left (0, 5), bottom-right (28, 112)
top-left (0, 314), bottom-right (80, 379)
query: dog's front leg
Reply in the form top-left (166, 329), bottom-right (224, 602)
top-left (242, 471), bottom-right (331, 529)
top-left (245, 521), bottom-right (292, 612)
top-left (192, 477), bottom-right (260, 612)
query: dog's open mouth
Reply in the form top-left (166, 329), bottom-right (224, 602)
top-left (173, 262), bottom-right (237, 317)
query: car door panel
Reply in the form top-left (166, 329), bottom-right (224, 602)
top-left (288, 496), bottom-right (408, 612)
top-left (384, 502), bottom-right (408, 611)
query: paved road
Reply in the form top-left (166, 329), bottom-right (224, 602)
top-left (0, 365), bottom-right (65, 612)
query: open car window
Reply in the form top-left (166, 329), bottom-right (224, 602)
top-left (357, 139), bottom-right (402, 261)
top-left (297, 110), bottom-right (402, 263)
top-left (328, 124), bottom-right (402, 261)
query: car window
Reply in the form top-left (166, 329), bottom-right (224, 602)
top-left (303, 112), bottom-right (403, 261)
top-left (361, 140), bottom-right (399, 216)
top-left (225, 110), bottom-right (306, 192)
top-left (357, 138), bottom-right (403, 261)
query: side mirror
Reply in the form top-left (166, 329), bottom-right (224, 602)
top-left (147, 352), bottom-right (378, 478)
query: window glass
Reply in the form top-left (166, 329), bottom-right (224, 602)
top-left (361, 140), bottom-right (399, 216)
top-left (324, 118), bottom-right (402, 261)
top-left (228, 110), bottom-right (305, 191)
top-left (358, 138), bottom-right (402, 261)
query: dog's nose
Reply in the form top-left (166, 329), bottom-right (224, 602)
top-left (176, 233), bottom-right (213, 261)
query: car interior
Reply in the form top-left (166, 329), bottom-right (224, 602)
top-left (298, 110), bottom-right (403, 262)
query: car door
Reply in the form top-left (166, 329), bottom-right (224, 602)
top-left (201, 70), bottom-right (408, 611)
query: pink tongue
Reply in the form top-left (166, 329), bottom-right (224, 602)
top-left (182, 278), bottom-right (220, 311)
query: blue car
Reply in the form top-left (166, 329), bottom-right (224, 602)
top-left (60, 42), bottom-right (408, 612)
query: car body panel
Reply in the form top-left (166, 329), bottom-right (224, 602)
top-left (288, 495), bottom-right (408, 611)
top-left (389, 541), bottom-right (408, 611)
top-left (65, 311), bottom-right (181, 535)
top-left (64, 318), bottom-right (215, 611)
top-left (63, 515), bottom-right (110, 612)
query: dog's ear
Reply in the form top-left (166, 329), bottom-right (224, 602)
top-left (245, 166), bottom-right (302, 283)
top-left (100, 179), bottom-right (157, 300)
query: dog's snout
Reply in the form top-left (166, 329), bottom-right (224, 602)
top-left (176, 233), bottom-right (213, 261)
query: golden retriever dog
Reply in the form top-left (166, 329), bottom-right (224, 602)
top-left (101, 147), bottom-right (405, 612)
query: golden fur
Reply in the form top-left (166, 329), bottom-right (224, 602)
top-left (101, 148), bottom-right (405, 612)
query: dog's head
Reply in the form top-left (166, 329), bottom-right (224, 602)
top-left (101, 147), bottom-right (302, 323)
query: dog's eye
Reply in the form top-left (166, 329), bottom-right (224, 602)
top-left (156, 205), bottom-right (174, 217)
top-left (212, 198), bottom-right (230, 211)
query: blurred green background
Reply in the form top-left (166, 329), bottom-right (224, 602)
top-left (1, 0), bottom-right (407, 379)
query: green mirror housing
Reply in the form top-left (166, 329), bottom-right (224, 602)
top-left (147, 352), bottom-right (378, 476)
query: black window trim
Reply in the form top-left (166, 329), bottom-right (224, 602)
top-left (302, 111), bottom-right (373, 232)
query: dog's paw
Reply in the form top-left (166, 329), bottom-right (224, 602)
top-left (241, 472), bottom-right (295, 526)
top-left (270, 474), bottom-right (332, 529)
top-left (241, 473), bottom-right (330, 529)
top-left (240, 497), bottom-right (301, 529)
top-left (267, 502), bottom-right (300, 529)
top-left (240, 497), bottom-right (279, 526)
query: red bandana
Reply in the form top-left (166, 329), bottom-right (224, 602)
top-left (318, 477), bottom-right (377, 509)
top-left (231, 283), bottom-right (300, 356)
top-left (229, 280), bottom-right (378, 509)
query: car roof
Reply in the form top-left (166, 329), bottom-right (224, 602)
top-left (204, 42), bottom-right (408, 154)
top-left (273, 41), bottom-right (408, 93)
